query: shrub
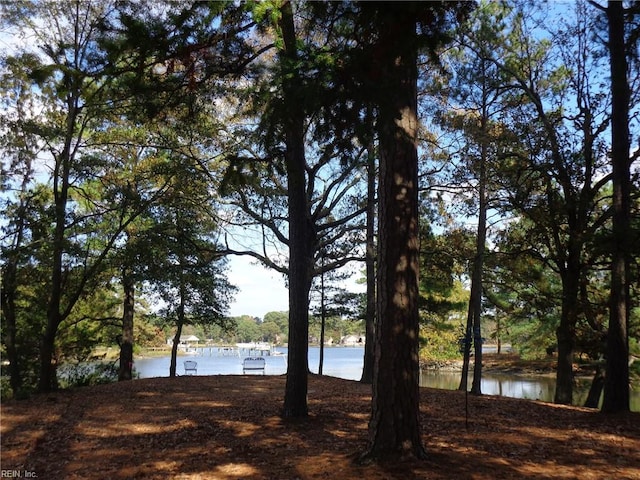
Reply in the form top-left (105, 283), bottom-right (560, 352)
top-left (57, 361), bottom-right (119, 389)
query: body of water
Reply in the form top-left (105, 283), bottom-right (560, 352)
top-left (133, 346), bottom-right (639, 411)
top-left (134, 346), bottom-right (362, 379)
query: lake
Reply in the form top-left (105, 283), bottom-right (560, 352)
top-left (133, 346), bottom-right (639, 411)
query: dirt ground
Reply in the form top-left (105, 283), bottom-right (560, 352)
top-left (2, 370), bottom-right (639, 480)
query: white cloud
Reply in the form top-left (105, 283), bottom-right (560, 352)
top-left (227, 255), bottom-right (289, 318)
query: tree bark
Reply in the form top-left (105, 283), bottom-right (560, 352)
top-left (554, 265), bottom-right (580, 405)
top-left (1, 222), bottom-right (25, 394)
top-left (364, 6), bottom-right (425, 460)
top-left (602, 0), bottom-right (630, 413)
top-left (170, 271), bottom-right (187, 378)
top-left (459, 60), bottom-right (490, 395)
top-left (39, 110), bottom-right (74, 392)
top-left (361, 139), bottom-right (376, 385)
top-left (459, 317), bottom-right (473, 391)
top-left (280, 0), bottom-right (312, 418)
top-left (2, 286), bottom-right (21, 394)
top-left (319, 265), bottom-right (325, 375)
top-left (38, 325), bottom-right (59, 392)
top-left (459, 200), bottom-right (485, 396)
top-left (470, 149), bottom-right (487, 395)
top-left (584, 365), bottom-right (605, 409)
top-left (169, 322), bottom-right (182, 378)
top-left (119, 266), bottom-right (135, 381)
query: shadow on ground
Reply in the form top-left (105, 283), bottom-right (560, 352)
top-left (2, 375), bottom-right (639, 479)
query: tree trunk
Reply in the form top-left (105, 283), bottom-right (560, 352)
top-left (602, 0), bottom-right (630, 413)
top-left (319, 267), bottom-right (325, 376)
top-left (496, 310), bottom-right (502, 354)
top-left (38, 325), bottom-right (59, 392)
top-left (170, 277), bottom-right (187, 378)
top-left (459, 317), bottom-right (473, 391)
top-left (1, 258), bottom-right (22, 395)
top-left (584, 365), bottom-right (605, 409)
top-left (361, 139), bottom-right (376, 385)
top-left (119, 267), bottom-right (135, 381)
top-left (39, 208), bottom-right (66, 392)
top-left (364, 7), bottom-right (425, 460)
top-left (554, 265), bottom-right (580, 405)
top-left (470, 265), bottom-right (485, 395)
top-left (459, 66), bottom-right (489, 395)
top-left (471, 97), bottom-right (489, 395)
top-left (1, 190), bottom-right (30, 395)
top-left (38, 84), bottom-right (79, 392)
top-left (2, 299), bottom-right (21, 395)
top-left (280, 0), bottom-right (312, 418)
top-left (169, 322), bottom-right (182, 378)
top-left (39, 151), bottom-right (70, 393)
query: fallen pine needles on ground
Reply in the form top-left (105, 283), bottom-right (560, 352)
top-left (2, 375), bottom-right (639, 479)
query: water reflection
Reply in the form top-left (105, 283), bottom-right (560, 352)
top-left (421, 370), bottom-right (557, 401)
top-left (420, 369), bottom-right (639, 411)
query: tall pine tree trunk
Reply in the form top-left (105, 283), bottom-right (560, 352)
top-left (584, 365), bottom-right (605, 409)
top-left (459, 312), bottom-right (473, 391)
top-left (361, 139), bottom-right (376, 384)
top-left (2, 141), bottom-right (34, 395)
top-left (319, 266), bottom-right (325, 376)
top-left (470, 176), bottom-right (486, 393)
top-left (459, 68), bottom-right (489, 395)
top-left (280, 0), bottom-right (312, 418)
top-left (169, 321), bottom-right (183, 378)
top-left (39, 136), bottom-right (73, 392)
top-left (170, 267), bottom-right (187, 378)
top-left (555, 265), bottom-right (580, 405)
top-left (2, 289), bottom-right (21, 395)
top-left (39, 214), bottom-right (66, 392)
top-left (2, 246), bottom-right (22, 395)
top-left (459, 243), bottom-right (484, 396)
top-left (471, 99), bottom-right (490, 395)
top-left (602, 0), bottom-right (630, 413)
top-left (119, 266), bottom-right (135, 381)
top-left (364, 6), bottom-right (425, 460)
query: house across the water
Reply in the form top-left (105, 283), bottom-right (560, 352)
top-left (167, 335), bottom-right (200, 352)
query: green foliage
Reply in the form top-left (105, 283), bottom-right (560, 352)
top-left (420, 317), bottom-right (464, 362)
top-left (420, 227), bottom-right (472, 317)
top-left (226, 313), bottom-right (287, 344)
top-left (247, 0), bottom-right (282, 26)
top-left (57, 362), bottom-right (120, 389)
top-left (169, 312), bottom-right (287, 344)
top-left (234, 316), bottom-right (262, 343)
top-left (417, 222), bottom-right (471, 361)
top-left (0, 376), bottom-right (14, 401)
top-left (56, 286), bottom-right (122, 363)
top-left (263, 311), bottom-right (289, 340)
top-left (419, 278), bottom-right (469, 362)
top-left (259, 321), bottom-right (282, 343)
top-left (505, 314), bottom-right (558, 360)
top-left (309, 315), bottom-right (363, 345)
top-left (134, 319), bottom-right (167, 349)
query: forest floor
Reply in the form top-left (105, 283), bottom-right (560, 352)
top-left (2, 356), bottom-right (639, 480)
